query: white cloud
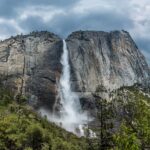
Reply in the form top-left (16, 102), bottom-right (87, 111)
top-left (72, 0), bottom-right (150, 63)
top-left (0, 18), bottom-right (23, 33)
top-left (19, 6), bottom-right (66, 23)
top-left (128, 0), bottom-right (150, 39)
top-left (0, 0), bottom-right (149, 63)
top-left (0, 18), bottom-right (24, 40)
top-left (72, 0), bottom-right (150, 41)
top-left (72, 0), bottom-right (113, 14)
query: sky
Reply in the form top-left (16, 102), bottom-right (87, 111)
top-left (0, 0), bottom-right (149, 64)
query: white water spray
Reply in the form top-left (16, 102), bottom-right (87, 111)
top-left (39, 40), bottom-right (90, 136)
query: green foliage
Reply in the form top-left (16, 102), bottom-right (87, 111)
top-left (0, 87), bottom-right (13, 106)
top-left (88, 86), bottom-right (150, 150)
top-left (113, 123), bottom-right (140, 150)
top-left (0, 90), bottom-right (86, 150)
top-left (95, 99), bottom-right (114, 149)
top-left (0, 103), bottom-right (87, 150)
top-left (16, 94), bottom-right (28, 104)
top-left (25, 124), bottom-right (44, 150)
top-left (112, 87), bottom-right (150, 149)
top-left (0, 84), bottom-right (150, 150)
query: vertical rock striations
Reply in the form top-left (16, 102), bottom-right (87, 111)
top-left (66, 30), bottom-right (150, 93)
top-left (0, 31), bottom-right (63, 109)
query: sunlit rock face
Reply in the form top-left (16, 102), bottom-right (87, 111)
top-left (0, 31), bottom-right (63, 109)
top-left (66, 30), bottom-right (150, 93)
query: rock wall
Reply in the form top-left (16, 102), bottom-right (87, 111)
top-left (0, 31), bottom-right (63, 109)
top-left (66, 30), bottom-right (150, 113)
top-left (0, 30), bottom-right (149, 111)
top-left (66, 30), bottom-right (150, 93)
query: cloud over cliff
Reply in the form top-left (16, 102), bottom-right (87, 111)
top-left (0, 0), bottom-right (149, 63)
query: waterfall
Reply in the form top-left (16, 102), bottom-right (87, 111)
top-left (39, 40), bottom-right (89, 136)
top-left (56, 39), bottom-right (88, 135)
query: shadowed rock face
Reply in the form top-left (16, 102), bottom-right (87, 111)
top-left (0, 31), bottom-right (63, 109)
top-left (66, 30), bottom-right (150, 93)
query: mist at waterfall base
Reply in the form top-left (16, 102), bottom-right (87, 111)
top-left (39, 40), bottom-right (92, 136)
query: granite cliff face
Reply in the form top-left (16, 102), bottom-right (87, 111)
top-left (0, 30), bottom-right (149, 111)
top-left (0, 31), bottom-right (62, 109)
top-left (66, 30), bottom-right (149, 93)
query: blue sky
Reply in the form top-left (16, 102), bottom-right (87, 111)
top-left (0, 0), bottom-right (149, 64)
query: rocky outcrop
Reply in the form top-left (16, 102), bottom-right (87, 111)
top-left (0, 31), bottom-right (63, 109)
top-left (66, 30), bottom-right (150, 114)
top-left (0, 30), bottom-right (149, 112)
top-left (66, 30), bottom-right (150, 93)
